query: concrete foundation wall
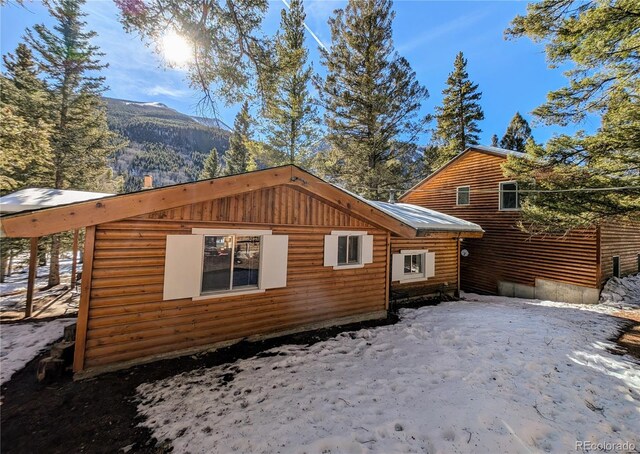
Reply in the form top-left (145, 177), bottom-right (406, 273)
top-left (498, 279), bottom-right (600, 304)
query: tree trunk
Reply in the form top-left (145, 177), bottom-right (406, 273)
top-left (48, 234), bottom-right (61, 287)
top-left (38, 241), bottom-right (47, 266)
top-left (0, 249), bottom-right (8, 284)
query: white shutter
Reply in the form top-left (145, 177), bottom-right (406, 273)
top-left (391, 253), bottom-right (405, 281)
top-left (324, 234), bottom-right (338, 267)
top-left (425, 251), bottom-right (436, 278)
top-left (260, 235), bottom-right (289, 289)
top-left (163, 235), bottom-right (204, 301)
top-left (361, 235), bottom-right (374, 264)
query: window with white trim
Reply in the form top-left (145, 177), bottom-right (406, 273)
top-left (202, 235), bottom-right (261, 293)
top-left (163, 229), bottom-right (288, 301)
top-left (499, 181), bottom-right (520, 210)
top-left (324, 231), bottom-right (374, 269)
top-left (404, 253), bottom-right (424, 276)
top-left (337, 234), bottom-right (361, 266)
top-left (456, 186), bottom-right (470, 205)
top-left (392, 250), bottom-right (435, 282)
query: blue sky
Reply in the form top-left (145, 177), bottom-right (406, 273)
top-left (1, 0), bottom-right (597, 145)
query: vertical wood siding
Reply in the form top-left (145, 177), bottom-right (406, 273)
top-left (390, 236), bottom-right (459, 298)
top-left (599, 222), bottom-right (640, 285)
top-left (80, 185), bottom-right (388, 371)
top-left (401, 151), bottom-right (599, 294)
top-left (142, 185), bottom-right (371, 228)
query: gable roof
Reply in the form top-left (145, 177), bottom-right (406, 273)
top-left (0, 166), bottom-right (421, 239)
top-left (0, 188), bottom-right (113, 214)
top-left (400, 145), bottom-right (525, 201)
top-left (368, 201), bottom-right (483, 234)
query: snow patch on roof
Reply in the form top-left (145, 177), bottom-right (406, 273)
top-left (469, 145), bottom-right (525, 157)
top-left (0, 188), bottom-right (113, 214)
top-left (369, 201), bottom-right (483, 233)
top-left (332, 183), bottom-right (482, 233)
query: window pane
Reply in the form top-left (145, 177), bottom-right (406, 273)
top-left (404, 255), bottom-right (412, 273)
top-left (233, 236), bottom-right (261, 288)
top-left (457, 187), bottom-right (470, 205)
top-left (202, 236), bottom-right (232, 292)
top-left (348, 236), bottom-right (360, 264)
top-left (501, 183), bottom-right (518, 209)
top-left (337, 236), bottom-right (348, 265)
top-left (414, 254), bottom-right (423, 273)
top-left (404, 254), bottom-right (424, 275)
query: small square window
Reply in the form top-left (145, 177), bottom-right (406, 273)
top-left (404, 253), bottom-right (424, 275)
top-left (456, 186), bottom-right (470, 205)
top-left (337, 235), bottom-right (360, 266)
top-left (499, 182), bottom-right (520, 210)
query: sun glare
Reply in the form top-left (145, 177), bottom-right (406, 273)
top-left (161, 30), bottom-right (192, 68)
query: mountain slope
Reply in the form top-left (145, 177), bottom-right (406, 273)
top-left (104, 97), bottom-right (231, 191)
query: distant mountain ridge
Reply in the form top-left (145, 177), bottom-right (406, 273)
top-left (104, 97), bottom-right (231, 192)
top-left (106, 97), bottom-right (232, 131)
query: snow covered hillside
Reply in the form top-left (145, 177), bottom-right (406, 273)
top-left (137, 300), bottom-right (640, 453)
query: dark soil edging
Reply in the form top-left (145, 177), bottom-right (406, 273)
top-left (615, 321), bottom-right (640, 362)
top-left (2, 304), bottom-right (443, 454)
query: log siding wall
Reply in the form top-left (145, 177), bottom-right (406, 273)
top-left (401, 151), bottom-right (600, 294)
top-left (390, 236), bottom-right (460, 299)
top-left (77, 185), bottom-right (389, 372)
top-left (599, 222), bottom-right (640, 286)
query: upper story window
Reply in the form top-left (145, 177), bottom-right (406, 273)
top-left (499, 182), bottom-right (520, 211)
top-left (456, 186), bottom-right (470, 205)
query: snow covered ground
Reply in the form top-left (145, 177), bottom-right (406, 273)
top-left (0, 317), bottom-right (75, 385)
top-left (1, 255), bottom-right (81, 296)
top-left (137, 300), bottom-right (640, 454)
top-left (0, 255), bottom-right (81, 319)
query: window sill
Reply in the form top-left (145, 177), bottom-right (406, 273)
top-left (192, 288), bottom-right (265, 301)
top-left (396, 275), bottom-right (428, 284)
top-left (498, 208), bottom-right (521, 212)
top-left (333, 263), bottom-right (365, 270)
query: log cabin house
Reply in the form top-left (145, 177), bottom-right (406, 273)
top-left (400, 145), bottom-right (640, 304)
top-left (0, 166), bottom-right (482, 376)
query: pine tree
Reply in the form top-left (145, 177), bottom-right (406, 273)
top-left (500, 112), bottom-right (532, 152)
top-left (316, 0), bottom-right (429, 199)
top-left (0, 44), bottom-right (53, 194)
top-left (200, 147), bottom-right (220, 179)
top-left (26, 0), bottom-right (122, 286)
top-left (503, 0), bottom-right (640, 232)
top-left (491, 134), bottom-right (499, 147)
top-left (432, 51), bottom-right (484, 168)
top-left (224, 102), bottom-right (252, 175)
top-left (115, 0), bottom-right (272, 109)
top-left (262, 0), bottom-right (319, 168)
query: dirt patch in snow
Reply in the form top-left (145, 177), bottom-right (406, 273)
top-left (614, 310), bottom-right (640, 361)
top-left (0, 313), bottom-right (399, 454)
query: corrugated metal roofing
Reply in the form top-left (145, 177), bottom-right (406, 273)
top-left (368, 201), bottom-right (484, 233)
